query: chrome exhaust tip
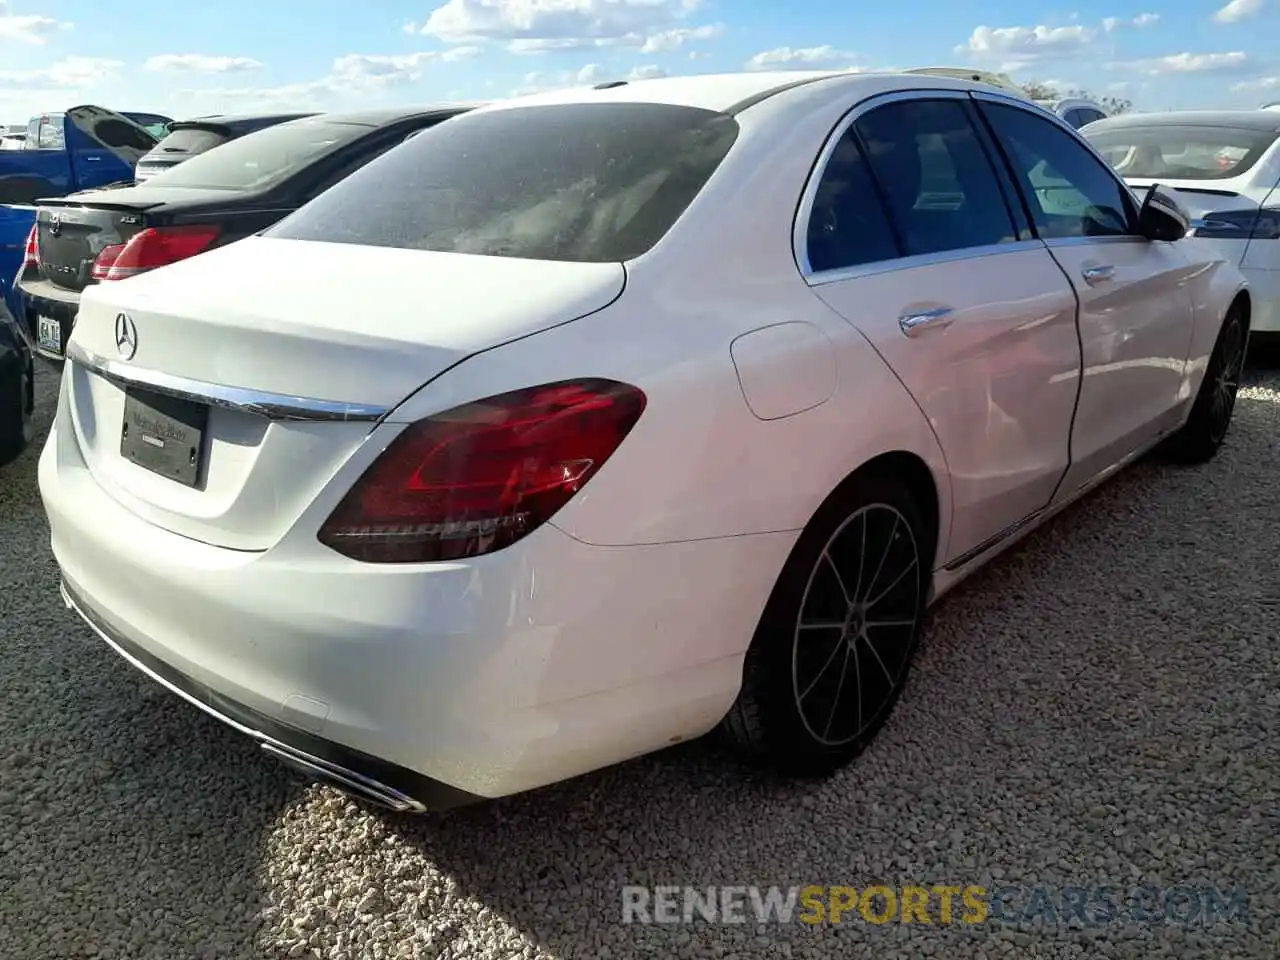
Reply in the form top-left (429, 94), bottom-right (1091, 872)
top-left (260, 743), bottom-right (426, 813)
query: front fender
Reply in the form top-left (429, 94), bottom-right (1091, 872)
top-left (1181, 251), bottom-right (1249, 398)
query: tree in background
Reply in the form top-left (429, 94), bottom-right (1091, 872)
top-left (1020, 80), bottom-right (1134, 115)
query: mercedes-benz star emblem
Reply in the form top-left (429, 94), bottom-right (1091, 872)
top-left (114, 313), bottom-right (138, 360)
top-left (48, 214), bottom-right (61, 237)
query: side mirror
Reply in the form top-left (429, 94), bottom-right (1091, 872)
top-left (1138, 183), bottom-right (1189, 242)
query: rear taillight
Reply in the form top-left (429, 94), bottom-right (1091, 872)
top-left (1191, 208), bottom-right (1280, 240)
top-left (90, 224), bottom-right (220, 281)
top-left (318, 379), bottom-right (647, 564)
top-left (23, 224), bottom-right (39, 268)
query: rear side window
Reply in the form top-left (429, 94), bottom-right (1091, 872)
top-left (802, 129), bottom-right (900, 272)
top-left (150, 128), bottom-right (229, 157)
top-left (854, 99), bottom-right (1019, 257)
top-left (1063, 109), bottom-right (1085, 129)
top-left (268, 103), bottom-right (740, 263)
top-left (145, 119), bottom-right (371, 190)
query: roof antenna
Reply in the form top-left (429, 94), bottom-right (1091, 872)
top-left (594, 80), bottom-right (628, 90)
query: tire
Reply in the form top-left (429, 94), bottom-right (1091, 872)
top-left (1157, 306), bottom-right (1247, 465)
top-left (722, 471), bottom-right (932, 777)
top-left (0, 352), bottom-right (34, 467)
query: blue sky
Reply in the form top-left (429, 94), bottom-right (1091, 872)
top-left (2, 0), bottom-right (1280, 124)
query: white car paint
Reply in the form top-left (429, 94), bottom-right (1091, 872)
top-left (38, 71), bottom-right (1248, 810)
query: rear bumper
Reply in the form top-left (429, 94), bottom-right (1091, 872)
top-left (16, 275), bottom-right (81, 364)
top-left (1238, 266), bottom-right (1280, 333)
top-left (39, 410), bottom-right (789, 803)
top-left (59, 577), bottom-right (475, 813)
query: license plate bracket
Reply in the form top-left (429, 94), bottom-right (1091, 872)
top-left (36, 315), bottom-right (62, 355)
top-left (120, 387), bottom-right (209, 487)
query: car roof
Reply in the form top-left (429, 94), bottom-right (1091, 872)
top-left (472, 70), bottom-right (1048, 117)
top-left (1087, 110), bottom-right (1280, 133)
top-left (307, 103), bottom-right (484, 126)
top-left (181, 111), bottom-right (316, 124)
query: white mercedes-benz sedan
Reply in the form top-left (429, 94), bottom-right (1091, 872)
top-left (40, 71), bottom-right (1249, 812)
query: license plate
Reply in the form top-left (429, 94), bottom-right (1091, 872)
top-left (120, 388), bottom-right (209, 487)
top-left (36, 315), bottom-right (61, 355)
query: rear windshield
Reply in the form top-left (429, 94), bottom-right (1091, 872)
top-left (147, 127), bottom-right (228, 158)
top-left (144, 118), bottom-right (371, 191)
top-left (267, 102), bottom-right (741, 262)
top-left (1085, 124), bottom-right (1280, 180)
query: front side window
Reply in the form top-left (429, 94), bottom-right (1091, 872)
top-left (269, 103), bottom-right (740, 263)
top-left (981, 102), bottom-right (1134, 239)
top-left (1084, 123), bottom-right (1279, 181)
top-left (853, 99), bottom-right (1020, 257)
top-left (37, 117), bottom-right (65, 150)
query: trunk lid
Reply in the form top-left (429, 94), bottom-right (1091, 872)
top-left (63, 235), bottom-right (627, 551)
top-left (35, 185), bottom-right (225, 291)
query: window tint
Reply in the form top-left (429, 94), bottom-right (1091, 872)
top-left (269, 103), bottom-right (740, 263)
top-left (146, 118), bottom-right (371, 190)
top-left (1079, 110), bottom-right (1106, 127)
top-left (1064, 109), bottom-right (1085, 129)
top-left (982, 102), bottom-right (1134, 239)
top-left (854, 99), bottom-right (1019, 257)
top-left (803, 129), bottom-right (900, 272)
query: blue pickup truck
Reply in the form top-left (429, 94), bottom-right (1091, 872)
top-left (1, 105), bottom-right (170, 316)
top-left (0, 106), bottom-right (169, 464)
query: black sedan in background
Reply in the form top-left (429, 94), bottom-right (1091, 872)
top-left (16, 104), bottom-right (476, 363)
top-left (133, 111), bottom-right (318, 183)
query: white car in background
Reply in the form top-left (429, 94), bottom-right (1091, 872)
top-left (1084, 110), bottom-right (1280, 333)
top-left (1035, 98), bottom-right (1109, 130)
top-left (39, 71), bottom-right (1248, 812)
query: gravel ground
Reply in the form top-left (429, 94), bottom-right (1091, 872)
top-left (1, 353), bottom-right (1278, 960)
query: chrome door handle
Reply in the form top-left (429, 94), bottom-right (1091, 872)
top-left (82, 155), bottom-right (101, 161)
top-left (1081, 264), bottom-right (1115, 284)
top-left (899, 306), bottom-right (955, 337)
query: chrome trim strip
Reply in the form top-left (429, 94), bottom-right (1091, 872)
top-left (65, 340), bottom-right (390, 423)
top-left (805, 239), bottom-right (1046, 287)
top-left (58, 579), bottom-right (426, 814)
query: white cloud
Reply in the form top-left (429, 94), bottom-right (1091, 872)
top-left (640, 24), bottom-right (722, 52)
top-left (1103, 12), bottom-right (1160, 31)
top-left (414, 0), bottom-right (719, 58)
top-left (420, 0), bottom-right (698, 42)
top-left (144, 54), bottom-right (263, 74)
top-left (0, 0), bottom-right (71, 44)
top-left (1230, 75), bottom-right (1280, 90)
top-left (745, 45), bottom-right (858, 70)
top-left (627, 64), bottom-right (667, 80)
top-left (504, 23), bottom-right (721, 55)
top-left (576, 62), bottom-right (604, 83)
top-left (957, 24), bottom-right (1094, 67)
top-left (0, 56), bottom-right (122, 88)
top-left (1118, 51), bottom-right (1251, 74)
top-left (1215, 0), bottom-right (1264, 23)
top-left (172, 47), bottom-right (476, 112)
